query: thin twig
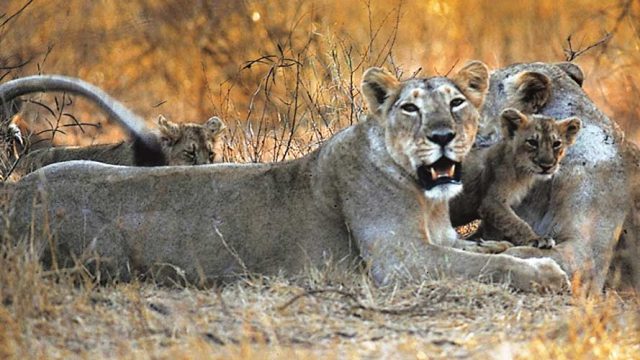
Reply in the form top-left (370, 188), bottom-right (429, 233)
top-left (0, 0), bottom-right (34, 28)
top-left (278, 287), bottom-right (450, 315)
top-left (564, 32), bottom-right (612, 61)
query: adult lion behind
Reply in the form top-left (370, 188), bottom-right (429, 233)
top-left (1, 64), bottom-right (567, 292)
top-left (451, 61), bottom-right (638, 292)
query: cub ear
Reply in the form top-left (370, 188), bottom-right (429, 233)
top-left (511, 71), bottom-right (551, 114)
top-left (557, 117), bottom-right (582, 145)
top-left (157, 115), bottom-right (181, 143)
top-left (500, 108), bottom-right (528, 138)
top-left (204, 116), bottom-right (226, 136)
top-left (452, 60), bottom-right (489, 108)
top-left (361, 67), bottom-right (400, 114)
top-left (554, 62), bottom-right (584, 87)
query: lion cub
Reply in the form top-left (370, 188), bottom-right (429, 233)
top-left (8, 115), bottom-right (225, 180)
top-left (452, 108), bottom-right (581, 248)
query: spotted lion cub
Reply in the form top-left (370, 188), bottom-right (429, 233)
top-left (451, 108), bottom-right (581, 249)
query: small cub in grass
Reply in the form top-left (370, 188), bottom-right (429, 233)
top-left (8, 115), bottom-right (225, 180)
top-left (452, 108), bottom-right (581, 248)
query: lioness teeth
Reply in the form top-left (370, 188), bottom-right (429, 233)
top-left (447, 164), bottom-right (456, 177)
top-left (429, 164), bottom-right (456, 180)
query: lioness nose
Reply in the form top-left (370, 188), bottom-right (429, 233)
top-left (539, 164), bottom-right (553, 172)
top-left (427, 130), bottom-right (456, 146)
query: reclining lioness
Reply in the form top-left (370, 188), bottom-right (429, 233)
top-left (0, 66), bottom-right (568, 292)
top-left (7, 115), bottom-right (225, 180)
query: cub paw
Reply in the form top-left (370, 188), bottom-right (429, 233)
top-left (530, 236), bottom-right (555, 249)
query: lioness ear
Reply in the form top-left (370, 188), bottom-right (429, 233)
top-left (157, 115), bottom-right (181, 142)
top-left (205, 116), bottom-right (226, 136)
top-left (500, 108), bottom-right (528, 138)
top-left (451, 61), bottom-right (489, 108)
top-left (558, 117), bottom-right (582, 145)
top-left (554, 62), bottom-right (584, 87)
top-left (512, 71), bottom-right (551, 114)
top-left (361, 67), bottom-right (400, 114)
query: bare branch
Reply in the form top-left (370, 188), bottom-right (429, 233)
top-left (0, 0), bottom-right (34, 29)
top-left (564, 32), bottom-right (612, 61)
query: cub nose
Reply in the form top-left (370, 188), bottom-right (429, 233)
top-left (427, 130), bottom-right (456, 147)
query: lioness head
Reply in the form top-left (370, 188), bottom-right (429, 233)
top-left (157, 115), bottom-right (225, 165)
top-left (362, 61), bottom-right (489, 200)
top-left (477, 61), bottom-right (584, 146)
top-left (501, 108), bottom-right (582, 178)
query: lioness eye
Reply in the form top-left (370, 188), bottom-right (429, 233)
top-left (553, 140), bottom-right (562, 148)
top-left (450, 98), bottom-right (465, 108)
top-left (400, 103), bottom-right (419, 113)
top-left (526, 139), bottom-right (538, 147)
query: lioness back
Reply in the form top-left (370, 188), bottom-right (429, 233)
top-left (451, 108), bottom-right (581, 248)
top-left (8, 115), bottom-right (225, 180)
top-left (2, 63), bottom-right (569, 293)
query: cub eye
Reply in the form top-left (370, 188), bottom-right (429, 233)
top-left (526, 139), bottom-right (539, 147)
top-left (450, 98), bottom-right (465, 108)
top-left (553, 140), bottom-right (562, 148)
top-left (400, 103), bottom-right (419, 113)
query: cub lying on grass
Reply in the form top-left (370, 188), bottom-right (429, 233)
top-left (7, 115), bottom-right (225, 180)
top-left (451, 108), bottom-right (581, 249)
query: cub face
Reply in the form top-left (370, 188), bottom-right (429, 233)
top-left (157, 115), bottom-right (225, 165)
top-left (361, 61), bottom-right (489, 200)
top-left (500, 108), bottom-right (581, 179)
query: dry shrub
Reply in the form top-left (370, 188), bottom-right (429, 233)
top-left (1, 0), bottom-right (640, 358)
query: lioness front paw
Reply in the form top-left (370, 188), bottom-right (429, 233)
top-left (460, 239), bottom-right (513, 254)
top-left (477, 239), bottom-right (513, 254)
top-left (520, 257), bottom-right (570, 293)
top-left (529, 236), bottom-right (555, 249)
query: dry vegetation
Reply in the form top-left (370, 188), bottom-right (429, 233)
top-left (1, 0), bottom-right (639, 358)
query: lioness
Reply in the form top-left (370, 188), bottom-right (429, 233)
top-left (451, 108), bottom-right (581, 249)
top-left (451, 62), bottom-right (631, 293)
top-left (6, 115), bottom-right (225, 180)
top-left (1, 64), bottom-right (568, 292)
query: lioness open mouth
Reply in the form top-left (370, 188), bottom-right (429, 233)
top-left (417, 157), bottom-right (462, 190)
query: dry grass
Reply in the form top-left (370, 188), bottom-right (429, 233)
top-left (1, 0), bottom-right (640, 358)
top-left (1, 237), bottom-right (638, 359)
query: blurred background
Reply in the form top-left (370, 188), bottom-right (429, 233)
top-left (1, 0), bottom-right (638, 162)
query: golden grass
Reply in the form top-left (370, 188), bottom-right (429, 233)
top-left (1, 0), bottom-right (640, 358)
top-left (1, 233), bottom-right (638, 359)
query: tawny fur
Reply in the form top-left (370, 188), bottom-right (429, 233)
top-left (451, 109), bottom-right (581, 249)
top-left (452, 61), bottom-right (634, 293)
top-left (0, 64), bottom-right (570, 293)
top-left (7, 115), bottom-right (225, 180)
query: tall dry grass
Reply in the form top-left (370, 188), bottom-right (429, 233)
top-left (1, 0), bottom-right (639, 358)
top-left (1, 0), bottom-right (639, 160)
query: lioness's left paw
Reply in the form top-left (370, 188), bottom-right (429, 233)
top-left (531, 237), bottom-right (555, 249)
top-left (478, 239), bottom-right (513, 253)
top-left (463, 239), bottom-right (513, 254)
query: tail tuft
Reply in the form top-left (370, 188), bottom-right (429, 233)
top-left (133, 134), bottom-right (166, 166)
